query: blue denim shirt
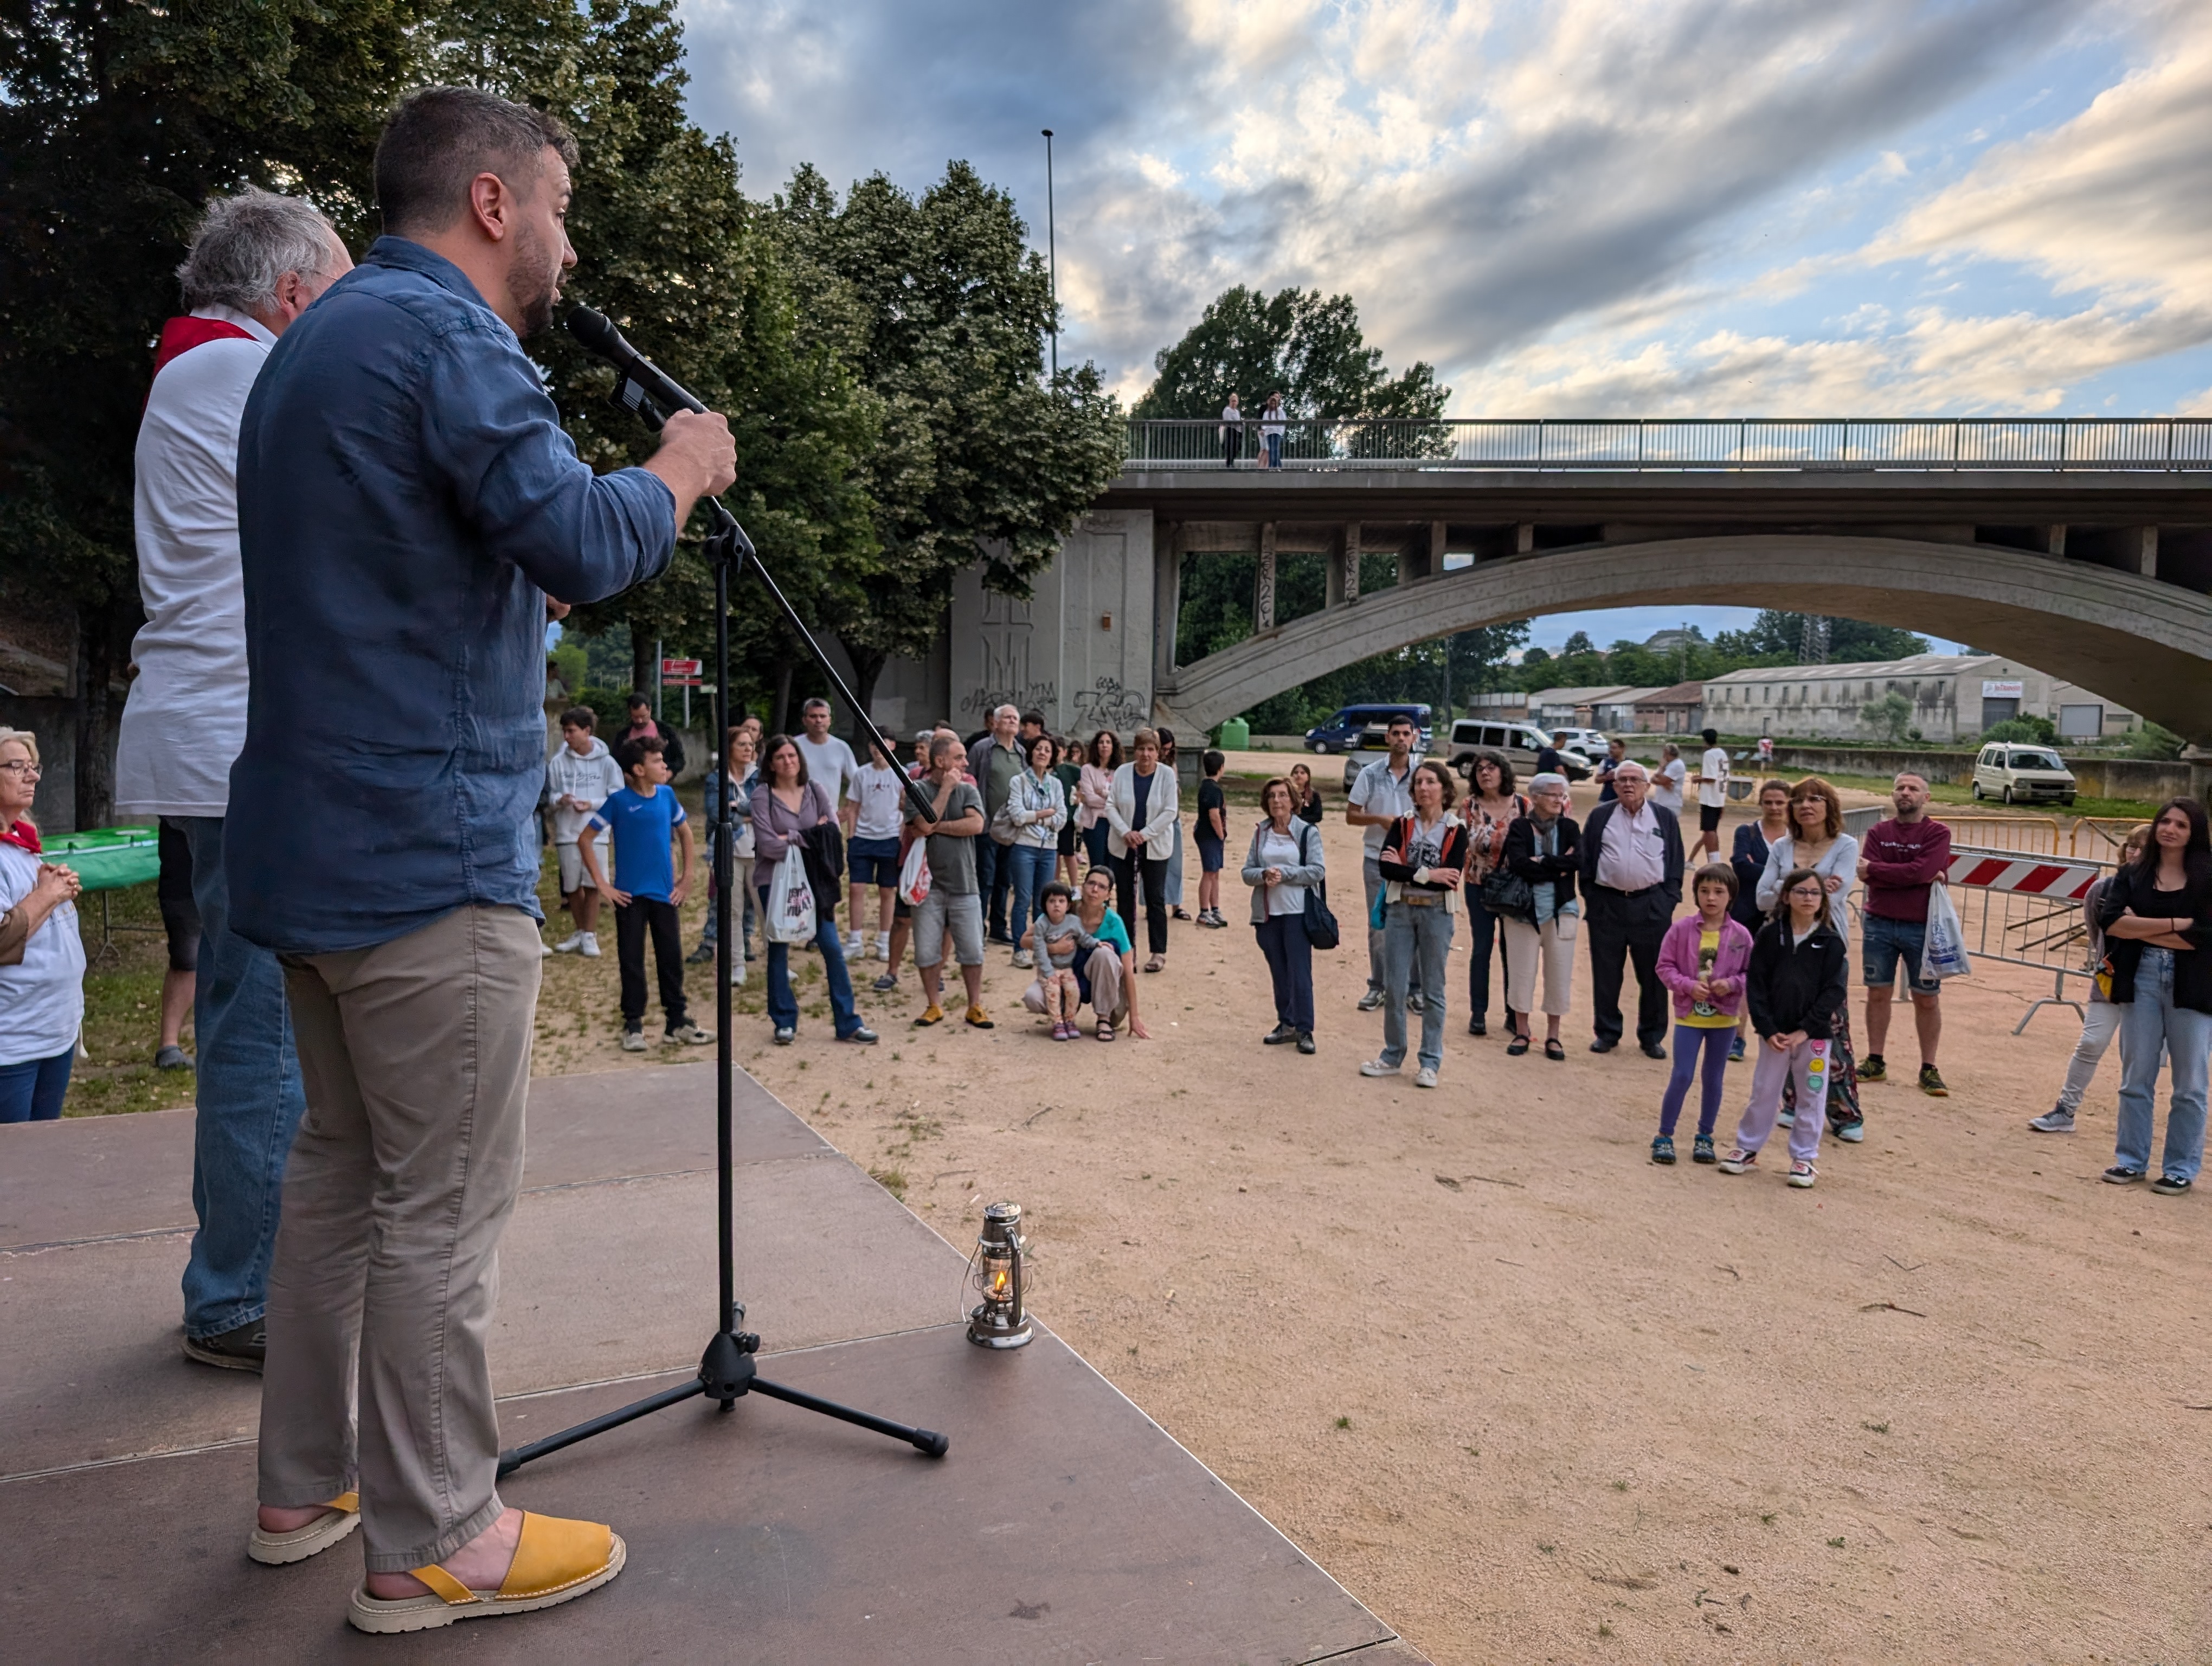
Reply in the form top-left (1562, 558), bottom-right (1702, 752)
top-left (228, 238), bottom-right (676, 953)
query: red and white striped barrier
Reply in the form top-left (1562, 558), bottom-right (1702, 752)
top-left (1947, 851), bottom-right (2100, 901)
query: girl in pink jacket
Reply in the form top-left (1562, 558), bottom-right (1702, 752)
top-left (1652, 864), bottom-right (1757, 1165)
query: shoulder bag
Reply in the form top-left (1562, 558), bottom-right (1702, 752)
top-left (1298, 822), bottom-right (1340, 950)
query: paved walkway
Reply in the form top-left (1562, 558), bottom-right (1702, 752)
top-left (1, 1064), bottom-right (1423, 1663)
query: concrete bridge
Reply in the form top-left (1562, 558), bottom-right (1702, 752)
top-left (872, 419), bottom-right (2212, 745)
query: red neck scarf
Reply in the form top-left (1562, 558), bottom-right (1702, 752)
top-left (0, 820), bottom-right (42, 856)
top-left (152, 315), bottom-right (256, 379)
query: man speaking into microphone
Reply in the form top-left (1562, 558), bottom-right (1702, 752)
top-left (230, 86), bottom-right (735, 1631)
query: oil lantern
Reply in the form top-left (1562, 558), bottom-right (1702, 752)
top-left (966, 1201), bottom-right (1032, 1349)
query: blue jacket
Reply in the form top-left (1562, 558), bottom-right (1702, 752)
top-left (228, 238), bottom-right (676, 952)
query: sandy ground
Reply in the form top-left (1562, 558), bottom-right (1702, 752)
top-left (530, 784), bottom-right (2209, 1664)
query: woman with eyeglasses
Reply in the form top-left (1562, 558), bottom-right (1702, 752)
top-left (0, 731), bottom-right (86, 1122)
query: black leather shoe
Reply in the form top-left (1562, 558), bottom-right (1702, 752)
top-left (1467, 1015), bottom-right (1487, 1036)
top-left (1296, 1031), bottom-right (1316, 1055)
top-left (1590, 1039), bottom-right (1618, 1054)
top-left (1641, 1042), bottom-right (1668, 1061)
top-left (183, 1317), bottom-right (266, 1373)
top-left (1263, 1023), bottom-right (1298, 1045)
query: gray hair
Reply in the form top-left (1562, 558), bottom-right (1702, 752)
top-left (1614, 761), bottom-right (1650, 781)
top-left (176, 188), bottom-right (337, 312)
top-left (1528, 772), bottom-right (1568, 794)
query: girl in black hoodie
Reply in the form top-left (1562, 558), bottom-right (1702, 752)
top-left (1719, 866), bottom-right (1848, 1188)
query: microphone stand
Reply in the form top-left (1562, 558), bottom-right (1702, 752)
top-left (496, 353), bottom-right (947, 1479)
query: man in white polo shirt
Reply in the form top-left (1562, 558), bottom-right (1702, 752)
top-left (1347, 714), bottom-right (1420, 1011)
top-left (1693, 726), bottom-right (1729, 862)
top-left (114, 188), bottom-right (352, 1372)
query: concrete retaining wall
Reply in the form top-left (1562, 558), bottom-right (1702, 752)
top-left (1766, 744), bottom-right (2200, 801)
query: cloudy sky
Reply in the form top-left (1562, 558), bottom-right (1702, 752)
top-left (678, 0), bottom-right (2209, 652)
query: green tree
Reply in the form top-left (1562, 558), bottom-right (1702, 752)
top-left (1133, 285), bottom-right (1447, 425)
top-left (1, 0), bottom-right (421, 825)
top-left (1713, 611), bottom-right (1929, 664)
top-left (769, 162), bottom-right (1124, 728)
top-left (1861, 690), bottom-right (1913, 744)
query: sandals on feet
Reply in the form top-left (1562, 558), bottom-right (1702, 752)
top-left (248, 1492), bottom-right (359, 1565)
top-left (347, 1512), bottom-right (625, 1634)
top-left (1542, 1038), bottom-right (1565, 1062)
top-left (1096, 1019), bottom-right (1116, 1042)
top-left (1143, 954), bottom-right (1166, 974)
top-left (1650, 1135), bottom-right (1676, 1165)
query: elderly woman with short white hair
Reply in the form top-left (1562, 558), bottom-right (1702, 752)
top-left (1496, 772), bottom-right (1581, 1061)
top-left (0, 730), bottom-right (86, 1122)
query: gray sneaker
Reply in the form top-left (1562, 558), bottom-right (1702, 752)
top-left (870, 971), bottom-right (899, 993)
top-left (183, 1317), bottom-right (266, 1373)
top-left (2028, 1104), bottom-right (2075, 1134)
top-left (1357, 989), bottom-right (1385, 1012)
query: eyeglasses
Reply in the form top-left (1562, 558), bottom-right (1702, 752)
top-left (1788, 885), bottom-right (1825, 900)
top-left (0, 759), bottom-right (40, 777)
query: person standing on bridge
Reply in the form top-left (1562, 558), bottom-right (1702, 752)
top-left (1219, 392), bottom-right (1243, 468)
top-left (2096, 799), bottom-right (2212, 1194)
top-left (1578, 760), bottom-right (1683, 1060)
top-left (1855, 772), bottom-right (1951, 1097)
top-left (1260, 391), bottom-right (1287, 469)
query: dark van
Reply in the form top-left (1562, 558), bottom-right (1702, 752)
top-left (1304, 703), bottom-right (1433, 755)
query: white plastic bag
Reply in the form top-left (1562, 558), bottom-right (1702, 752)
top-left (765, 847), bottom-right (817, 944)
top-left (1922, 883), bottom-right (1971, 981)
top-left (897, 838), bottom-right (932, 907)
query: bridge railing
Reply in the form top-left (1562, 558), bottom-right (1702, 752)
top-left (1123, 416), bottom-right (2212, 472)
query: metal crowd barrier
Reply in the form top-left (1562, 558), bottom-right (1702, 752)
top-left (1942, 844), bottom-right (2113, 1034)
top-left (2070, 816), bottom-right (2154, 858)
top-left (1938, 815), bottom-right (2065, 855)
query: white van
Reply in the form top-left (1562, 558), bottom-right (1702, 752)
top-left (1971, 743), bottom-right (2076, 806)
top-left (1443, 719), bottom-right (1591, 785)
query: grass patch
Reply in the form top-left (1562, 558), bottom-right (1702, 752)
top-left (868, 1167), bottom-right (908, 1201)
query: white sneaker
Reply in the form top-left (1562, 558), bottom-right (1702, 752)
top-left (578, 932), bottom-right (601, 959)
top-left (873, 932), bottom-right (890, 960)
top-left (1013, 949), bottom-right (1034, 969)
top-left (845, 934), bottom-right (866, 958)
top-left (552, 931), bottom-right (584, 954)
top-left (1359, 1059), bottom-right (1400, 1078)
top-left (1414, 1066), bottom-right (1438, 1089)
top-left (539, 940), bottom-right (553, 958)
top-left (728, 959), bottom-right (747, 986)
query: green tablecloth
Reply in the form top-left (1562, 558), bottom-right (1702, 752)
top-left (43, 825), bottom-right (161, 892)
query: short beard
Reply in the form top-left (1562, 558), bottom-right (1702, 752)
top-left (507, 217), bottom-right (560, 338)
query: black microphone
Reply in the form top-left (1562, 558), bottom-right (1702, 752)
top-left (566, 306), bottom-right (706, 430)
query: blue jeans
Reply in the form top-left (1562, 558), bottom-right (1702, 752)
top-left (1007, 844), bottom-right (1056, 951)
top-left (0, 1048), bottom-right (73, 1122)
top-left (757, 885), bottom-right (864, 1037)
top-left (1862, 911), bottom-right (1939, 994)
top-left (1382, 900), bottom-right (1455, 1072)
top-left (1255, 913), bottom-right (1314, 1032)
top-left (2115, 948), bottom-right (2212, 1182)
top-left (178, 815), bottom-right (308, 1340)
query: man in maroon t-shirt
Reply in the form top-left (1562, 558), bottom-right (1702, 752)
top-left (1855, 772), bottom-right (1952, 1096)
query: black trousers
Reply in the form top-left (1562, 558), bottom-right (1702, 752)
top-left (1585, 885), bottom-right (1670, 1049)
top-left (1111, 850), bottom-right (1170, 956)
top-left (976, 837), bottom-right (1014, 939)
top-left (1223, 427), bottom-right (1240, 467)
top-left (615, 896), bottom-right (689, 1031)
top-left (1464, 886), bottom-right (1509, 1020)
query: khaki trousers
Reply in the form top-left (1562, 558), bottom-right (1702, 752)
top-left (258, 906), bottom-right (540, 1573)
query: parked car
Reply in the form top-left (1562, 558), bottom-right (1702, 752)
top-left (1442, 719), bottom-right (1591, 785)
top-left (1972, 742), bottom-right (2076, 806)
top-left (1340, 724), bottom-right (1430, 793)
top-left (1306, 702), bottom-right (1433, 755)
top-left (1548, 727), bottom-right (1608, 762)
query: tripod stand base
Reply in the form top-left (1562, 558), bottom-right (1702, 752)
top-left (497, 1329), bottom-right (948, 1478)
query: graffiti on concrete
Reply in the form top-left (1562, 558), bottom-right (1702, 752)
top-left (1071, 675), bottom-right (1149, 732)
top-left (960, 680), bottom-right (1059, 720)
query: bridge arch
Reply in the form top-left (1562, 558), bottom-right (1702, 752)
top-left (1152, 535), bottom-right (2212, 742)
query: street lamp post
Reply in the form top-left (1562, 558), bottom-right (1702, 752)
top-left (1041, 127), bottom-right (1057, 380)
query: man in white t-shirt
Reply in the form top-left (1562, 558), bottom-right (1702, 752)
top-left (1650, 742), bottom-right (1689, 817)
top-left (847, 738), bottom-right (908, 960)
top-left (112, 188), bottom-right (352, 1373)
top-left (1219, 393), bottom-right (1243, 467)
top-left (796, 698), bottom-right (859, 829)
top-left (1693, 727), bottom-right (1730, 862)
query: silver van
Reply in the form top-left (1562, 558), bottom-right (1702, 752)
top-left (1972, 743), bottom-right (2076, 806)
top-left (1443, 719), bottom-right (1591, 785)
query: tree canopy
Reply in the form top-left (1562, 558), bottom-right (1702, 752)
top-left (1, 0), bottom-right (1111, 821)
top-left (1133, 286), bottom-right (1447, 422)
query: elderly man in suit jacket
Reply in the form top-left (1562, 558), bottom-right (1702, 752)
top-left (1577, 760), bottom-right (1684, 1059)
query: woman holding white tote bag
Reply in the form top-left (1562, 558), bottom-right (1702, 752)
top-left (751, 734), bottom-right (876, 1048)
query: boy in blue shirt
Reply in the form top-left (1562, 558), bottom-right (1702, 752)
top-left (580, 736), bottom-right (711, 1052)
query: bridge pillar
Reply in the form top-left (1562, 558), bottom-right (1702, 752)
top-left (1515, 522), bottom-right (1534, 555)
top-left (2130, 526), bottom-right (2159, 579)
top-left (1327, 523), bottom-right (1362, 607)
top-left (1254, 522), bottom-right (1277, 633)
top-left (1154, 521), bottom-right (1182, 685)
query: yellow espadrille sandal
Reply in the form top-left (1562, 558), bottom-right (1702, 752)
top-left (346, 1512), bottom-right (625, 1634)
top-left (247, 1492), bottom-right (360, 1566)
